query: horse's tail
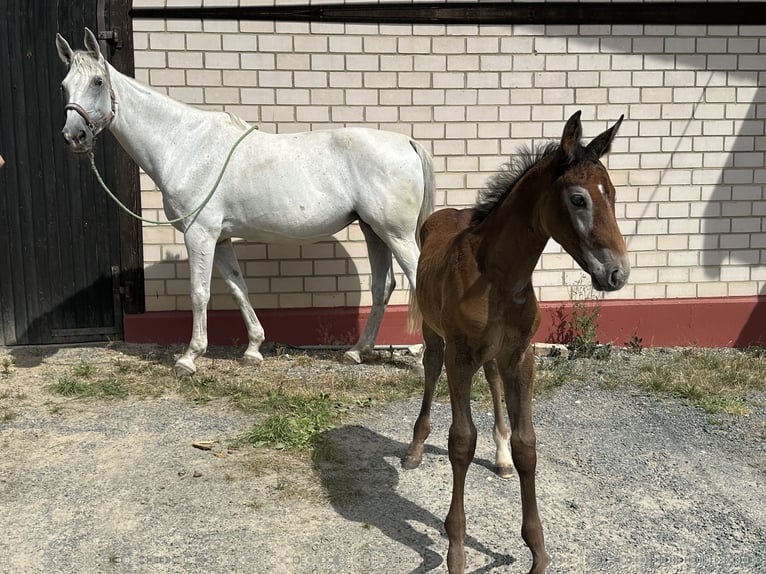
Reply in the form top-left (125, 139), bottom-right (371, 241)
top-left (409, 139), bottom-right (435, 249)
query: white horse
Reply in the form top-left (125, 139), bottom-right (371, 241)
top-left (57, 28), bottom-right (434, 375)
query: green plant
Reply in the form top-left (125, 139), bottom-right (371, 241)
top-left (625, 331), bottom-right (644, 354)
top-left (565, 278), bottom-right (607, 359)
top-left (567, 300), bottom-right (602, 358)
top-left (237, 391), bottom-right (340, 450)
top-left (1, 356), bottom-right (14, 377)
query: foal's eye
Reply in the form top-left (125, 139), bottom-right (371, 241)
top-left (570, 194), bottom-right (586, 208)
top-left (94, 77), bottom-right (103, 87)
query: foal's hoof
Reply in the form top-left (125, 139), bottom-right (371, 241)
top-left (242, 352), bottom-right (263, 366)
top-left (173, 361), bottom-right (196, 378)
top-left (343, 349), bottom-right (362, 364)
top-left (495, 464), bottom-right (515, 479)
top-left (401, 455), bottom-right (422, 470)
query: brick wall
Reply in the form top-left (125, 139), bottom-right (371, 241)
top-left (131, 1), bottom-right (766, 315)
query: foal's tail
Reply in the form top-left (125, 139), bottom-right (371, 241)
top-left (406, 140), bottom-right (434, 334)
top-left (409, 139), bottom-right (435, 249)
top-left (407, 290), bottom-right (422, 335)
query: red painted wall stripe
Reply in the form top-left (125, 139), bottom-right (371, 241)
top-left (123, 296), bottom-right (766, 349)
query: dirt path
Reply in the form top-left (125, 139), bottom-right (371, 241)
top-left (1, 345), bottom-right (764, 573)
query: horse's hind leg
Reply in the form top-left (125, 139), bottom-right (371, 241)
top-left (213, 239), bottom-right (265, 365)
top-left (484, 360), bottom-right (513, 478)
top-left (403, 323), bottom-right (444, 469)
top-left (501, 346), bottom-right (550, 574)
top-left (344, 222), bottom-right (394, 364)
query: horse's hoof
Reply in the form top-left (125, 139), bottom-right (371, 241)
top-left (495, 464), bottom-right (515, 479)
top-left (173, 361), bottom-right (196, 378)
top-left (242, 352), bottom-right (263, 366)
top-left (343, 349), bottom-right (362, 364)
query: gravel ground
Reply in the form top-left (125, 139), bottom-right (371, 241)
top-left (0, 344), bottom-right (764, 574)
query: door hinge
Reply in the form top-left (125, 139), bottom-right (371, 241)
top-left (98, 28), bottom-right (122, 48)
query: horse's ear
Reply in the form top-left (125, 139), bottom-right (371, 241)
top-left (56, 33), bottom-right (74, 65)
top-left (84, 27), bottom-right (102, 58)
top-left (559, 110), bottom-right (583, 163)
top-left (586, 115), bottom-right (624, 159)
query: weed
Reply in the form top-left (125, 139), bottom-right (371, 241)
top-left (72, 360), bottom-right (96, 378)
top-left (51, 376), bottom-right (90, 397)
top-left (237, 391), bottom-right (340, 450)
top-left (1, 409), bottom-right (17, 422)
top-left (625, 331), bottom-right (644, 354)
top-left (1, 356), bottom-right (14, 377)
top-left (565, 278), bottom-right (608, 359)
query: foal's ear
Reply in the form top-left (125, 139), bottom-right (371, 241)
top-left (56, 33), bottom-right (74, 66)
top-left (560, 110), bottom-right (583, 163)
top-left (84, 27), bottom-right (102, 58)
top-left (586, 115), bottom-right (624, 159)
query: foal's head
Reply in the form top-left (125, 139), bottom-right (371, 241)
top-left (540, 111), bottom-right (629, 292)
top-left (56, 28), bottom-right (115, 153)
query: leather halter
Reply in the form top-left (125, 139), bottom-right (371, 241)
top-left (64, 57), bottom-right (117, 136)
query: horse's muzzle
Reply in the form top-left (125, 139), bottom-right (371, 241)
top-left (61, 120), bottom-right (93, 153)
top-left (61, 104), bottom-right (99, 152)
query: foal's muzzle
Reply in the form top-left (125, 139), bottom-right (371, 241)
top-left (590, 259), bottom-right (630, 292)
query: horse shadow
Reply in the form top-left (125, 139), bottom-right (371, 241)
top-left (312, 424), bottom-right (516, 574)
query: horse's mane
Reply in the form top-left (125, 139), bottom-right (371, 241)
top-left (471, 141), bottom-right (559, 226)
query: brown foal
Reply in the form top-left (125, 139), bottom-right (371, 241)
top-left (403, 111), bottom-right (629, 573)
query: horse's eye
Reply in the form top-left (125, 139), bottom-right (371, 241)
top-left (94, 77), bottom-right (103, 87)
top-left (570, 194), bottom-right (586, 208)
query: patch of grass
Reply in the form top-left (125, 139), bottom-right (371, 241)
top-left (50, 376), bottom-right (91, 397)
top-left (237, 391), bottom-right (340, 450)
top-left (639, 348), bottom-right (766, 414)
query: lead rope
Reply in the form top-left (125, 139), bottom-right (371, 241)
top-left (87, 124), bottom-right (258, 225)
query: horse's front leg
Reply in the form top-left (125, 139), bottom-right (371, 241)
top-left (500, 346), bottom-right (550, 574)
top-left (213, 239), bottom-right (265, 365)
top-left (444, 342), bottom-right (479, 574)
top-left (484, 360), bottom-right (513, 478)
top-left (173, 229), bottom-right (217, 376)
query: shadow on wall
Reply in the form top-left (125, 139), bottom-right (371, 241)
top-left (136, 235), bottom-right (371, 348)
top-left (698, 88), bottom-right (765, 346)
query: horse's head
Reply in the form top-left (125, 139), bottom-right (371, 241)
top-left (56, 28), bottom-right (115, 153)
top-left (542, 111), bottom-right (630, 292)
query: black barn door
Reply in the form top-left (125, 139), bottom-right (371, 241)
top-left (0, 0), bottom-right (141, 345)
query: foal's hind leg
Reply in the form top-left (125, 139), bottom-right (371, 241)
top-left (403, 323), bottom-right (444, 470)
top-left (344, 222), bottom-right (394, 364)
top-left (213, 239), bottom-right (265, 365)
top-left (484, 360), bottom-right (513, 478)
top-left (500, 346), bottom-right (550, 574)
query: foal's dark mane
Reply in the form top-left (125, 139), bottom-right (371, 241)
top-left (471, 141), bottom-right (560, 226)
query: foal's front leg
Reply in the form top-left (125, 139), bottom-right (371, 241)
top-left (174, 229), bottom-right (217, 376)
top-left (444, 343), bottom-right (479, 574)
top-left (501, 346), bottom-right (550, 574)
